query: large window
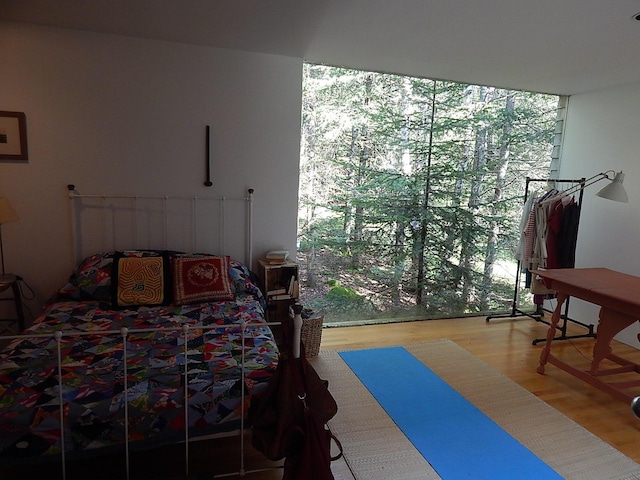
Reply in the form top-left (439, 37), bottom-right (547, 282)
top-left (298, 64), bottom-right (561, 325)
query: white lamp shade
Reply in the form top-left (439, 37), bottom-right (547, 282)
top-left (596, 171), bottom-right (628, 203)
top-left (0, 198), bottom-right (19, 224)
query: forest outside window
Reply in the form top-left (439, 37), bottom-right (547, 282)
top-left (298, 64), bottom-right (563, 326)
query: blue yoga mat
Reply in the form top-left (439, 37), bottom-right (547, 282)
top-left (340, 346), bottom-right (563, 480)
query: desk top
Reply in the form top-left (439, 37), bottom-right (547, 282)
top-left (532, 268), bottom-right (640, 318)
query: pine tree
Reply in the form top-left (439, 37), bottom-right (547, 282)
top-left (299, 64), bottom-right (558, 323)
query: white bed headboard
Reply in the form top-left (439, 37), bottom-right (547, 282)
top-left (67, 185), bottom-right (254, 267)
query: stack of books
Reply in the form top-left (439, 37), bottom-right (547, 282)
top-left (267, 272), bottom-right (299, 300)
top-left (264, 250), bottom-right (289, 264)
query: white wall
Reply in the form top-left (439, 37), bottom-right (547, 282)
top-left (6, 21), bottom-right (640, 343)
top-left (558, 81), bottom-right (640, 346)
top-left (0, 22), bottom-right (303, 323)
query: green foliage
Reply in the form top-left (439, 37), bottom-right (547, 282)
top-left (325, 280), bottom-right (362, 301)
top-left (299, 64), bottom-right (559, 324)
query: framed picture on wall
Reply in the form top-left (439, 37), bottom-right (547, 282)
top-left (0, 111), bottom-right (28, 161)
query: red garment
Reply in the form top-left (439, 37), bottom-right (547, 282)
top-left (545, 199), bottom-right (565, 268)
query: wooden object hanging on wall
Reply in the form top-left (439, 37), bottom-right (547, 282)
top-left (204, 125), bottom-right (213, 187)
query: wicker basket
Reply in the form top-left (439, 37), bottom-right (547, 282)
top-left (300, 314), bottom-right (324, 357)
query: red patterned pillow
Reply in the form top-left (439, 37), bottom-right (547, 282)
top-left (172, 255), bottom-right (234, 305)
top-left (112, 255), bottom-right (170, 307)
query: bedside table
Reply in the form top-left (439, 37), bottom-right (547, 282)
top-left (0, 274), bottom-right (25, 332)
top-left (257, 259), bottom-right (299, 346)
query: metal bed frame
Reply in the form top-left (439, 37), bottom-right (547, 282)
top-left (0, 185), bottom-right (296, 479)
top-left (66, 184), bottom-right (255, 268)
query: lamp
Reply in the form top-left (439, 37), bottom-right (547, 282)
top-left (595, 171), bottom-right (628, 203)
top-left (539, 170), bottom-right (629, 206)
top-left (0, 198), bottom-right (19, 275)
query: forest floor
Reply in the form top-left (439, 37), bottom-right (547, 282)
top-left (296, 248), bottom-right (439, 326)
top-left (295, 248), bottom-right (523, 326)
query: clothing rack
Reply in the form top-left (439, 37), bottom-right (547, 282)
top-left (486, 176), bottom-right (596, 345)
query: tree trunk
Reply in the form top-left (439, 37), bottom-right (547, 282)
top-left (481, 92), bottom-right (515, 309)
top-left (350, 75), bottom-right (373, 269)
top-left (415, 80), bottom-right (437, 305)
top-left (351, 124), bottom-right (368, 268)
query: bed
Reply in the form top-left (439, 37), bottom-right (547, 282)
top-left (0, 187), bottom-right (286, 479)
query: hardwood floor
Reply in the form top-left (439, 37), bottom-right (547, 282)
top-left (322, 315), bottom-right (640, 465)
top-left (198, 314), bottom-right (640, 479)
top-left (8, 315), bottom-right (640, 479)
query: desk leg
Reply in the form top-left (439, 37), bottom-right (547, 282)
top-left (537, 292), bottom-right (568, 374)
top-left (590, 308), bottom-right (637, 374)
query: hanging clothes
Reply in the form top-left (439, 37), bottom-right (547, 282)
top-left (545, 199), bottom-right (567, 269)
top-left (501, 177), bottom-right (585, 319)
top-left (522, 188), bottom-right (557, 272)
top-left (558, 201), bottom-right (580, 268)
top-left (531, 200), bottom-right (549, 270)
top-left (517, 186), bottom-right (580, 300)
top-left (516, 194), bottom-right (537, 264)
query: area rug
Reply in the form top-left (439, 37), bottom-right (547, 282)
top-left (310, 340), bottom-right (640, 480)
top-left (339, 346), bottom-right (562, 479)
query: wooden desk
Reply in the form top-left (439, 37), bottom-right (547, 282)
top-left (533, 268), bottom-right (640, 403)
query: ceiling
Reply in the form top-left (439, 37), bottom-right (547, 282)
top-left (3, 0), bottom-right (640, 95)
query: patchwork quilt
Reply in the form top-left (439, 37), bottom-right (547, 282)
top-left (0, 252), bottom-right (279, 464)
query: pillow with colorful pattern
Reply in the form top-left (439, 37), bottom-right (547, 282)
top-left (172, 255), bottom-right (234, 305)
top-left (58, 250), bottom-right (170, 302)
top-left (112, 252), bottom-right (172, 307)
